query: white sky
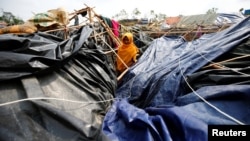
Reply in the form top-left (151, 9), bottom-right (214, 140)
top-left (0, 0), bottom-right (249, 21)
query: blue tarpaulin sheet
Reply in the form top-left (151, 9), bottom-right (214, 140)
top-left (244, 9), bottom-right (250, 15)
top-left (102, 16), bottom-right (250, 141)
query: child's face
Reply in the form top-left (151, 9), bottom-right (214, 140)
top-left (123, 36), bottom-right (130, 44)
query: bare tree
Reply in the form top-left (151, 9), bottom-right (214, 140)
top-left (157, 13), bottom-right (167, 21)
top-left (132, 8), bottom-right (141, 19)
top-left (206, 8), bottom-right (218, 14)
top-left (119, 9), bottom-right (129, 19)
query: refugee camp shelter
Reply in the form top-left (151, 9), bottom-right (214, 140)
top-left (104, 14), bottom-right (250, 141)
top-left (0, 4), bottom-right (250, 141)
top-left (146, 12), bottom-right (245, 41)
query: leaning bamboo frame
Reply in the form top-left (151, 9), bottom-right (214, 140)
top-left (42, 4), bottom-right (234, 81)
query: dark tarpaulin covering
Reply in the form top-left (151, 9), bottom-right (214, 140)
top-left (102, 17), bottom-right (250, 140)
top-left (186, 37), bottom-right (250, 90)
top-left (0, 26), bottom-right (117, 141)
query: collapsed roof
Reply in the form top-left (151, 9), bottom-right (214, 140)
top-left (0, 4), bottom-right (250, 141)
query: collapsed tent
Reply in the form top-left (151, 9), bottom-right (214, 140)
top-left (0, 25), bottom-right (117, 141)
top-left (147, 12), bottom-right (245, 41)
top-left (102, 16), bottom-right (250, 141)
top-left (0, 5), bottom-right (154, 141)
top-left (174, 12), bottom-right (244, 28)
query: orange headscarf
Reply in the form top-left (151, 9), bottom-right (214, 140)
top-left (116, 32), bottom-right (139, 73)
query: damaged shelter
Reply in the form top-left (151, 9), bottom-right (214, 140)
top-left (103, 13), bottom-right (250, 141)
top-left (0, 4), bottom-right (250, 141)
top-left (0, 6), bottom-right (119, 141)
top-left (139, 12), bottom-right (245, 41)
top-left (0, 5), bottom-right (151, 141)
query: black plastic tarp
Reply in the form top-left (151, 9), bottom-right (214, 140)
top-left (0, 26), bottom-right (117, 141)
top-left (102, 17), bottom-right (250, 140)
top-left (186, 37), bottom-right (250, 90)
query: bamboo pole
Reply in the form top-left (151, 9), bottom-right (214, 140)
top-left (117, 68), bottom-right (129, 81)
top-left (84, 4), bottom-right (121, 47)
top-left (95, 15), bottom-right (121, 46)
top-left (87, 7), bottom-right (93, 23)
top-left (104, 49), bottom-right (118, 54)
top-left (203, 54), bottom-right (250, 69)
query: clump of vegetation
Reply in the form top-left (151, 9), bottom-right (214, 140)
top-left (112, 8), bottom-right (167, 22)
top-left (0, 9), bottom-right (24, 25)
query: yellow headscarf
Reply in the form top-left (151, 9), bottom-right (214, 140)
top-left (116, 32), bottom-right (139, 73)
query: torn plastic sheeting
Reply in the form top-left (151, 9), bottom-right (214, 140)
top-left (116, 16), bottom-right (250, 108)
top-left (0, 25), bottom-right (92, 81)
top-left (0, 25), bottom-right (117, 140)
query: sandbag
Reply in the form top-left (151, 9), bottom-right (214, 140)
top-left (0, 23), bottom-right (37, 34)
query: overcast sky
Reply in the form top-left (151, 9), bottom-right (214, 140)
top-left (0, 0), bottom-right (249, 21)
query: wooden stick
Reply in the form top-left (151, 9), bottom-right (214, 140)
top-left (96, 16), bottom-right (121, 46)
top-left (208, 64), bottom-right (225, 69)
top-left (203, 54), bottom-right (250, 69)
top-left (87, 7), bottom-right (93, 23)
top-left (117, 68), bottom-right (129, 81)
top-left (104, 49), bottom-right (118, 54)
top-left (86, 5), bottom-right (121, 46)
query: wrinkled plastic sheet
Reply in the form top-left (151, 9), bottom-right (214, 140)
top-left (175, 12), bottom-right (245, 28)
top-left (215, 12), bottom-right (246, 25)
top-left (102, 17), bottom-right (250, 140)
top-left (176, 13), bottom-right (218, 28)
top-left (0, 26), bottom-right (116, 141)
